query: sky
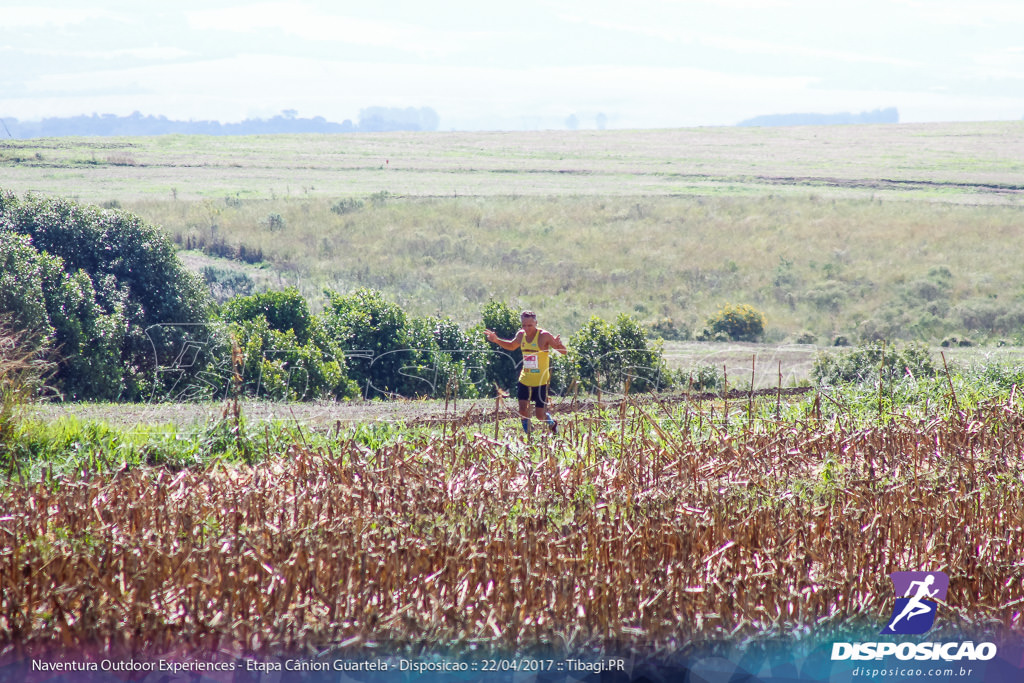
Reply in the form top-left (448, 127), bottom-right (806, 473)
top-left (3, 0), bottom-right (1024, 130)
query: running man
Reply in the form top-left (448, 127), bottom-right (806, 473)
top-left (485, 311), bottom-right (567, 434)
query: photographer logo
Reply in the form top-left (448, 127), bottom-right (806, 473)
top-left (881, 571), bottom-right (949, 635)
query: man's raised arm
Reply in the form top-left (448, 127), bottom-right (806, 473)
top-left (542, 331), bottom-right (568, 355)
top-left (485, 329), bottom-right (522, 351)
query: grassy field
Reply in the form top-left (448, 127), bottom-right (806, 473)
top-left (135, 194), bottom-right (1024, 343)
top-left (3, 122), bottom-right (1024, 341)
top-left (3, 122), bottom-right (1024, 202)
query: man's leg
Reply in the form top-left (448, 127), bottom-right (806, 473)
top-left (536, 407), bottom-right (558, 433)
top-left (519, 399), bottom-right (532, 433)
top-left (534, 384), bottom-right (557, 433)
top-left (516, 382), bottom-right (534, 433)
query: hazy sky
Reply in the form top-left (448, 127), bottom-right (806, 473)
top-left (3, 0), bottom-right (1024, 130)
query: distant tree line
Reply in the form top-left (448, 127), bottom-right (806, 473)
top-left (737, 107), bottom-right (899, 127)
top-left (0, 107), bottom-right (440, 139)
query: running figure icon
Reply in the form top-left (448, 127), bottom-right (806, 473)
top-left (887, 575), bottom-right (938, 631)
top-left (881, 571), bottom-right (949, 635)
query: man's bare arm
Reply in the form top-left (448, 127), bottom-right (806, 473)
top-left (485, 329), bottom-right (523, 351)
top-left (541, 331), bottom-right (568, 355)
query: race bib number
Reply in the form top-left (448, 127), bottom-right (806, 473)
top-left (523, 354), bottom-right (539, 371)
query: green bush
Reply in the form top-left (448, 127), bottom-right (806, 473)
top-left (321, 288), bottom-right (414, 398)
top-left (320, 290), bottom-right (497, 399)
top-left (265, 213), bottom-right (285, 231)
top-left (804, 281), bottom-right (847, 314)
top-left (954, 297), bottom-right (1024, 336)
top-left (219, 288), bottom-right (356, 400)
top-left (228, 316), bottom-right (356, 401)
top-left (0, 192), bottom-right (211, 401)
top-left (811, 341), bottom-right (936, 386)
top-left (681, 363), bottom-right (723, 392)
top-left (0, 231), bottom-right (54, 336)
top-left (330, 198), bottom-right (365, 215)
top-left (479, 299), bottom-right (524, 395)
top-left (645, 317), bottom-right (690, 341)
top-left (700, 303), bottom-right (765, 342)
top-left (405, 316), bottom-right (488, 399)
top-left (0, 223), bottom-right (138, 400)
top-left (569, 314), bottom-right (673, 393)
top-left (222, 288), bottom-right (312, 345)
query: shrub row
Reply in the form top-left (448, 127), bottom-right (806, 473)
top-left (210, 289), bottom-right (679, 402)
top-left (0, 192), bottom-right (737, 402)
top-left (0, 191), bottom-right (677, 401)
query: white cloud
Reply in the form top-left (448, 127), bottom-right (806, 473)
top-left (558, 11), bottom-right (924, 68)
top-left (891, 0), bottom-right (1024, 26)
top-left (684, 0), bottom-right (795, 7)
top-left (968, 47), bottom-right (1024, 78)
top-left (4, 0), bottom-right (1024, 128)
top-left (11, 45), bottom-right (194, 61)
top-left (3, 6), bottom-right (119, 28)
top-left (698, 34), bottom-right (923, 67)
top-left (186, 3), bottom-right (490, 57)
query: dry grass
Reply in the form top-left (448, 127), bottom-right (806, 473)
top-left (3, 397), bottom-right (1023, 659)
top-left (165, 194), bottom-right (1024, 340)
top-left (0, 321), bottom-right (55, 445)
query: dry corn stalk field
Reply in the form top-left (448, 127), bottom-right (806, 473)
top-left (3, 398), bottom-right (1024, 661)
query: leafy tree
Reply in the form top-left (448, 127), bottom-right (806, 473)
top-left (220, 288), bottom-right (356, 400)
top-left (0, 231), bottom-right (52, 335)
top-left (40, 264), bottom-right (127, 400)
top-left (569, 314), bottom-right (673, 393)
top-left (700, 303), bottom-right (766, 342)
top-left (222, 288), bottom-right (312, 344)
top-left (228, 317), bottom-right (355, 401)
top-left (321, 288), bottom-right (413, 398)
top-left (0, 227), bottom-right (126, 399)
top-left (407, 315), bottom-right (489, 399)
top-left (5, 194), bottom-right (208, 326)
top-left (479, 299), bottom-right (524, 394)
top-left (0, 191), bottom-right (211, 400)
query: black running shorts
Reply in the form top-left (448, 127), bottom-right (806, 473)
top-left (517, 382), bottom-right (549, 407)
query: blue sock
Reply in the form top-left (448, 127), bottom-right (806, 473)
top-left (521, 418), bottom-right (530, 433)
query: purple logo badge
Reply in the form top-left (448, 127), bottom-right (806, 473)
top-left (881, 571), bottom-right (949, 635)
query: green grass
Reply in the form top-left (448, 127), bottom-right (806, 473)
top-left (3, 122), bottom-right (1024, 341)
top-left (2, 407), bottom-right (416, 481)
top-left (3, 122), bottom-right (1024, 202)
top-left (5, 350), bottom-right (1022, 480)
top-left (143, 193), bottom-right (1024, 343)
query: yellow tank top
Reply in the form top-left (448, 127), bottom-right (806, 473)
top-left (519, 330), bottom-right (551, 387)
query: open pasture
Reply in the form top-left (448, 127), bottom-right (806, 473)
top-left (2, 122), bottom-right (1024, 203)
